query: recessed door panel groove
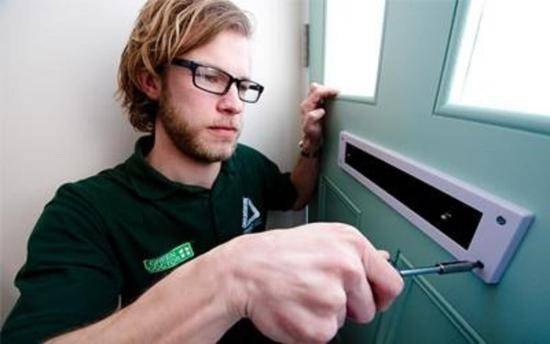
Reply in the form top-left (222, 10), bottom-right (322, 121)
top-left (319, 175), bottom-right (362, 227)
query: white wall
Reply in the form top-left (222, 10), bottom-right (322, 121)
top-left (0, 0), bottom-right (306, 324)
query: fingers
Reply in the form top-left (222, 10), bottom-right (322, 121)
top-left (305, 107), bottom-right (326, 122)
top-left (264, 296), bottom-right (343, 344)
top-left (336, 306), bottom-right (347, 329)
top-left (344, 266), bottom-right (376, 324)
top-left (302, 108), bottom-right (325, 135)
top-left (362, 243), bottom-right (404, 312)
top-left (301, 83), bottom-right (339, 113)
top-left (300, 83), bottom-right (337, 147)
top-left (377, 250), bottom-right (390, 261)
top-left (308, 82), bottom-right (339, 99)
top-left (322, 223), bottom-right (402, 314)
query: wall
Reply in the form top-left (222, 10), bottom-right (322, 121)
top-left (0, 0), bottom-right (306, 323)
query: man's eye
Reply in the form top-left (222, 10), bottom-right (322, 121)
top-left (204, 74), bottom-right (221, 83)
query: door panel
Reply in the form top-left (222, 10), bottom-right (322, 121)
top-left (381, 278), bottom-right (480, 344)
top-left (319, 176), bottom-right (362, 228)
top-left (309, 0), bottom-right (550, 342)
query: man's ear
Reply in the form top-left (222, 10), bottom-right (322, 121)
top-left (137, 70), bottom-right (162, 101)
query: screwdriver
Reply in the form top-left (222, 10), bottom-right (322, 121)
top-left (398, 260), bottom-right (484, 277)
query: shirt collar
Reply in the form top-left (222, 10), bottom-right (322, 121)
top-left (123, 135), bottom-right (236, 200)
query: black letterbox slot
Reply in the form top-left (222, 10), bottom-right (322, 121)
top-left (345, 142), bottom-right (482, 249)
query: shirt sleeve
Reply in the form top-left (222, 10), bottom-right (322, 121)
top-left (1, 183), bottom-right (122, 343)
top-left (259, 155), bottom-right (298, 211)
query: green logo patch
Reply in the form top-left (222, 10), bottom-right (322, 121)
top-left (143, 242), bottom-right (194, 273)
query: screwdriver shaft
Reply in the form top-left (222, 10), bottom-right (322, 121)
top-left (399, 260), bottom-right (483, 277)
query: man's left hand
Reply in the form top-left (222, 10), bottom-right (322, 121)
top-left (300, 83), bottom-right (339, 154)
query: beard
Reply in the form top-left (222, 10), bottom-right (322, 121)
top-left (158, 93), bottom-right (240, 163)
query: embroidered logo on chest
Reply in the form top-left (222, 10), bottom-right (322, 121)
top-left (242, 197), bottom-right (261, 233)
top-left (143, 242), bottom-right (194, 273)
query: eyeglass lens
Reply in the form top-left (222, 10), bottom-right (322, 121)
top-left (194, 65), bottom-right (261, 103)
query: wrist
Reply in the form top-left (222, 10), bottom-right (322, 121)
top-left (299, 136), bottom-right (323, 158)
top-left (212, 235), bottom-right (253, 320)
top-left (171, 245), bottom-right (242, 334)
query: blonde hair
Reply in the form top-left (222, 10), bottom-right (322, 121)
top-left (118, 0), bottom-right (252, 132)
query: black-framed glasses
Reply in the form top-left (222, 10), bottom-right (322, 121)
top-left (171, 58), bottom-right (264, 103)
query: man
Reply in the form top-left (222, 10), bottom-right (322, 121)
top-left (1, 0), bottom-right (403, 342)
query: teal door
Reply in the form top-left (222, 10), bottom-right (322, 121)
top-left (309, 0), bottom-right (550, 342)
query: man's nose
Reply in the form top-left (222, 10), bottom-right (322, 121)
top-left (217, 82), bottom-right (244, 115)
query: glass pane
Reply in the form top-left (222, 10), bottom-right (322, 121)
top-left (449, 0), bottom-right (550, 116)
top-left (324, 0), bottom-right (386, 98)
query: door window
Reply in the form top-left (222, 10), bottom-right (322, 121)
top-left (324, 0), bottom-right (386, 101)
top-left (437, 0), bottom-right (550, 134)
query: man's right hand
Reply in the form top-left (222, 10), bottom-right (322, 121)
top-left (41, 222), bottom-right (402, 344)
top-left (218, 222), bottom-right (404, 343)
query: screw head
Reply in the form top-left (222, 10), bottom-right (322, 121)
top-left (496, 216), bottom-right (507, 226)
top-left (440, 212), bottom-right (452, 221)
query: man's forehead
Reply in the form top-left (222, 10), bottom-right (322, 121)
top-left (182, 31), bottom-right (252, 78)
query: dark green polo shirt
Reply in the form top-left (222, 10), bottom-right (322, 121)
top-left (1, 136), bottom-right (297, 343)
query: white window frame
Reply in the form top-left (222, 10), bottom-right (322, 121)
top-left (434, 0), bottom-right (550, 136)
